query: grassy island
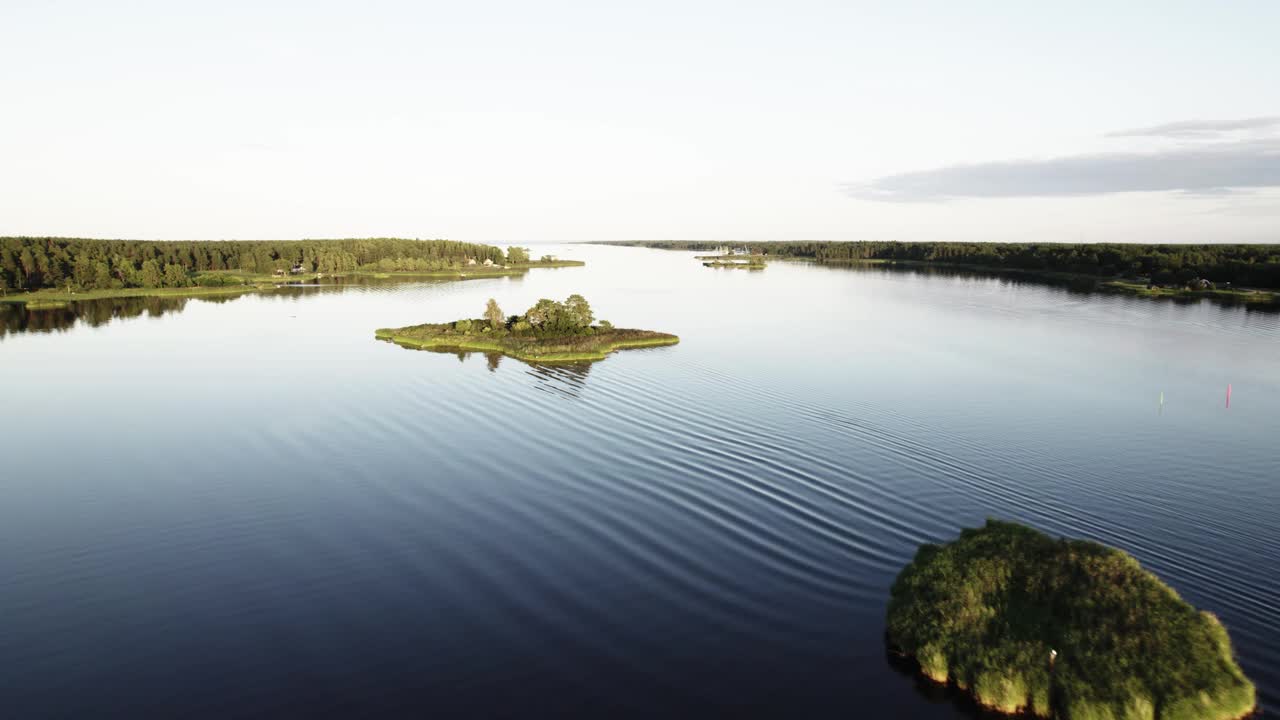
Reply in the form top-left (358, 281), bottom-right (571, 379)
top-left (376, 295), bottom-right (678, 362)
top-left (887, 520), bottom-right (1256, 720)
top-left (696, 251), bottom-right (762, 265)
top-left (698, 255), bottom-right (767, 269)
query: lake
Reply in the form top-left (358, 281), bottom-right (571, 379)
top-left (2, 244), bottom-right (1277, 717)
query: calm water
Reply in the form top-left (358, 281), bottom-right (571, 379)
top-left (2, 245), bottom-right (1278, 717)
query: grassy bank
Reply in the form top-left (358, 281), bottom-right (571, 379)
top-left (1099, 279), bottom-right (1276, 304)
top-left (0, 261), bottom-right (585, 307)
top-left (887, 520), bottom-right (1256, 720)
top-left (376, 323), bottom-right (679, 362)
top-left (1, 283), bottom-right (263, 305)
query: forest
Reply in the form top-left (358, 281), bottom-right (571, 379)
top-left (0, 237), bottom-right (512, 293)
top-left (606, 241), bottom-right (1280, 289)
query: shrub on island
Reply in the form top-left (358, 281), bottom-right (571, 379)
top-left (886, 520), bottom-right (1255, 720)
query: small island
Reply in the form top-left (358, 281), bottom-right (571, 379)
top-left (694, 253), bottom-right (767, 269)
top-left (376, 295), bottom-right (679, 363)
top-left (887, 520), bottom-right (1256, 720)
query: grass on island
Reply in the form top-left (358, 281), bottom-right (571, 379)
top-left (1099, 279), bottom-right (1277, 304)
top-left (695, 254), bottom-right (767, 268)
top-left (376, 295), bottom-right (678, 363)
top-left (703, 260), bottom-right (766, 269)
top-left (887, 520), bottom-right (1256, 720)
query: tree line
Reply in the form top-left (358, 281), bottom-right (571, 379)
top-left (0, 237), bottom-right (517, 292)
top-left (608, 241), bottom-right (1280, 289)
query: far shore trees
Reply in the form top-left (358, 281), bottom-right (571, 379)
top-left (600, 240), bottom-right (1280, 290)
top-left (506, 246), bottom-right (530, 264)
top-left (0, 237), bottom-right (509, 293)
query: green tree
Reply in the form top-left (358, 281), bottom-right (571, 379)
top-left (524, 298), bottom-right (558, 331)
top-left (140, 259), bottom-right (163, 287)
top-left (163, 263), bottom-right (189, 287)
top-left (485, 298), bottom-right (505, 330)
top-left (565, 294), bottom-right (593, 329)
top-left (506, 246), bottom-right (529, 264)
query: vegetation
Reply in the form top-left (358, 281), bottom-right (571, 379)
top-left (0, 238), bottom-right (581, 304)
top-left (600, 241), bottom-right (1280, 293)
top-left (887, 520), bottom-right (1256, 720)
top-left (700, 254), bottom-right (766, 269)
top-left (376, 295), bottom-right (678, 362)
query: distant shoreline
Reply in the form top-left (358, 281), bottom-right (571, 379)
top-left (592, 242), bottom-right (1280, 307)
top-left (0, 261), bottom-right (585, 307)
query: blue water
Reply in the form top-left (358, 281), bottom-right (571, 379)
top-left (2, 244), bottom-right (1277, 717)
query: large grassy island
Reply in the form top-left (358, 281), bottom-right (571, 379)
top-left (887, 520), bottom-right (1256, 720)
top-left (377, 295), bottom-right (678, 362)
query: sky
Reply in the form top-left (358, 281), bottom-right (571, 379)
top-left (2, 0), bottom-right (1278, 243)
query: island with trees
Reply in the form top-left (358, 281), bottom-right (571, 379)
top-left (598, 241), bottom-right (1280, 305)
top-left (0, 237), bottom-right (582, 306)
top-left (376, 295), bottom-right (678, 362)
top-left (887, 520), bottom-right (1256, 720)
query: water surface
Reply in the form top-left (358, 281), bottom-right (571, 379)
top-left (2, 245), bottom-right (1277, 717)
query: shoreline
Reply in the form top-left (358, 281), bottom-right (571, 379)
top-left (0, 261), bottom-right (586, 307)
top-left (375, 327), bottom-right (679, 363)
top-left (588, 243), bottom-right (1280, 307)
top-left (888, 645), bottom-right (1260, 720)
top-left (772, 257), bottom-right (1280, 307)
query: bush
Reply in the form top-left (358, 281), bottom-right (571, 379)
top-left (887, 521), bottom-right (1255, 720)
top-left (454, 319), bottom-right (472, 333)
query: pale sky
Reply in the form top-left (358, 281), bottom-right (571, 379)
top-left (2, 0), bottom-right (1278, 243)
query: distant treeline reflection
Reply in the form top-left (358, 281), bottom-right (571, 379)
top-left (0, 295), bottom-right (209, 337)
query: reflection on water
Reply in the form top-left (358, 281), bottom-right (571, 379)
top-left (4, 262), bottom-right (1273, 341)
top-left (0, 274), bottom-right (534, 339)
top-left (0, 295), bottom-right (205, 337)
top-left (527, 361), bottom-right (594, 399)
top-left (387, 342), bottom-right (597, 398)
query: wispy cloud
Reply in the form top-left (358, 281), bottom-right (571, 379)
top-left (1107, 116), bottom-right (1280, 139)
top-left (847, 120), bottom-right (1280, 202)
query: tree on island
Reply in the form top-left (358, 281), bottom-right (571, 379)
top-left (523, 294), bottom-right (594, 335)
top-left (506, 246), bottom-right (529, 264)
top-left (485, 298), bottom-right (504, 330)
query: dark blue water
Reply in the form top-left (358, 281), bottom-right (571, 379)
top-left (2, 245), bottom-right (1277, 717)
